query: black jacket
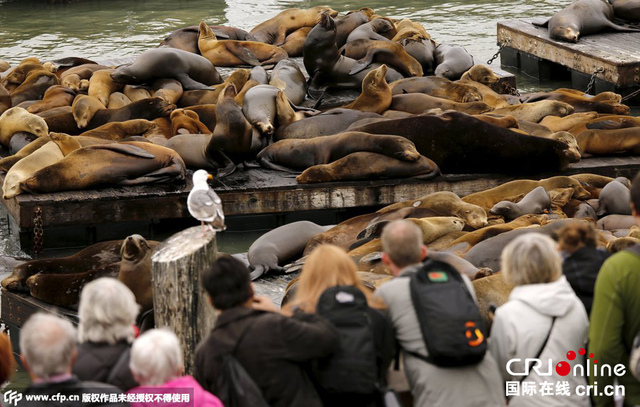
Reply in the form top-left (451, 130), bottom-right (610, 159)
top-left (72, 341), bottom-right (137, 391)
top-left (563, 246), bottom-right (609, 314)
top-left (194, 307), bottom-right (340, 407)
top-left (19, 376), bottom-right (129, 407)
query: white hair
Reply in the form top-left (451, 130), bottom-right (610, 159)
top-left (129, 329), bottom-right (183, 386)
top-left (78, 278), bottom-right (140, 344)
top-left (501, 233), bottom-right (563, 286)
top-left (20, 313), bottom-right (77, 380)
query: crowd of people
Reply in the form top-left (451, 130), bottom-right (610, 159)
top-left (2, 175), bottom-right (640, 407)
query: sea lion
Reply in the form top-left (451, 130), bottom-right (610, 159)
top-left (0, 137), bottom-right (49, 171)
top-left (107, 92), bottom-right (132, 109)
top-left (570, 173), bottom-right (614, 188)
top-left (151, 78), bottom-right (183, 105)
top-left (389, 93), bottom-right (492, 115)
top-left (248, 220), bottom-right (333, 280)
top-left (275, 90), bottom-right (316, 127)
top-left (9, 132), bottom-right (40, 154)
top-left (275, 108), bottom-right (381, 140)
top-left (159, 25), bottom-right (256, 53)
top-left (340, 39), bottom-right (423, 77)
top-left (111, 48), bottom-right (222, 91)
top-left (250, 7), bottom-right (338, 45)
top-left (574, 202), bottom-right (598, 220)
top-left (72, 95), bottom-right (105, 129)
top-left (610, 0), bottom-right (640, 21)
top-left (21, 142), bottom-right (186, 193)
top-left (598, 214), bottom-right (636, 230)
top-left (303, 11), bottom-right (403, 95)
top-left (597, 177), bottom-right (632, 216)
top-left (0, 107), bottom-right (49, 148)
top-left (456, 78), bottom-right (511, 109)
top-left (492, 100), bottom-right (574, 123)
top-left (0, 83), bottom-right (11, 115)
top-left (3, 133), bottom-right (82, 199)
top-left (462, 176), bottom-right (591, 210)
top-left (473, 114), bottom-right (519, 129)
top-left (434, 44), bottom-right (475, 80)
top-left (9, 66), bottom-right (59, 106)
top-left (268, 59), bottom-right (306, 105)
top-left (539, 111), bottom-right (599, 132)
top-left (178, 68), bottom-right (251, 107)
top-left (459, 65), bottom-right (500, 86)
top-left (335, 10), bottom-right (372, 47)
top-left (78, 119), bottom-right (166, 141)
top-left (280, 27), bottom-right (313, 57)
top-left (536, 0), bottom-right (640, 42)
top-left (567, 115), bottom-right (640, 137)
top-left (490, 186), bottom-right (551, 220)
top-left (123, 85), bottom-right (153, 102)
top-left (1, 239), bottom-right (124, 293)
top-left (170, 108), bottom-right (210, 135)
top-left (26, 86), bottom-right (75, 114)
top-left (184, 104), bottom-right (217, 132)
top-left (242, 84), bottom-right (280, 137)
top-left (472, 273), bottom-right (513, 328)
top-left (198, 22), bottom-right (288, 67)
top-left (343, 64), bottom-right (392, 114)
top-left (60, 63), bottom-right (109, 87)
top-left (523, 89), bottom-right (630, 115)
top-left (164, 134), bottom-right (220, 171)
top-left (400, 38), bottom-right (437, 75)
top-left (88, 69), bottom-right (123, 106)
top-left (576, 127), bottom-right (640, 155)
top-left (211, 84), bottom-right (254, 166)
top-left (234, 67), bottom-right (267, 107)
top-left (0, 61), bottom-right (10, 73)
top-left (297, 152), bottom-right (439, 183)
top-left (117, 234), bottom-right (159, 312)
top-left (82, 97), bottom-right (175, 130)
top-left (346, 18), bottom-right (396, 43)
top-left (350, 112), bottom-right (574, 174)
top-left (390, 76), bottom-right (483, 103)
top-left (257, 131), bottom-right (419, 172)
top-left (60, 74), bottom-right (89, 93)
top-left (607, 236), bottom-right (640, 252)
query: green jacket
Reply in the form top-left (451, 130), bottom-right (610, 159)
top-left (589, 250), bottom-right (640, 407)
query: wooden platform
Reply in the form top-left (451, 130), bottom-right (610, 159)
top-left (3, 156), bottom-right (640, 253)
top-left (497, 19), bottom-right (640, 103)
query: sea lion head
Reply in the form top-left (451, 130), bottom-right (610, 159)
top-left (318, 10), bottom-right (337, 31)
top-left (371, 18), bottom-right (394, 34)
top-left (489, 201), bottom-right (520, 219)
top-left (147, 96), bottom-right (176, 116)
top-left (72, 95), bottom-right (104, 129)
top-left (550, 131), bottom-right (581, 163)
top-left (120, 234), bottom-right (152, 264)
top-left (198, 21), bottom-right (217, 40)
top-left (460, 204), bottom-right (489, 229)
top-left (550, 101), bottom-right (574, 117)
top-left (460, 87), bottom-right (483, 103)
top-left (550, 22), bottom-right (579, 43)
top-left (110, 65), bottom-right (136, 84)
top-left (464, 65), bottom-right (500, 86)
top-left (49, 132), bottom-right (82, 156)
top-left (62, 74), bottom-right (82, 91)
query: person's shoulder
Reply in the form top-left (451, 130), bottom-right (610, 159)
top-left (600, 249), bottom-right (640, 274)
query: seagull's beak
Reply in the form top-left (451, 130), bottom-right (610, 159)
top-left (207, 174), bottom-right (213, 180)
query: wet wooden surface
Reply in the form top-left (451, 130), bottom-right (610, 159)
top-left (497, 19), bottom-right (640, 87)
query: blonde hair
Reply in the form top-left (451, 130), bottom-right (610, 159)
top-left (285, 245), bottom-right (382, 313)
top-left (501, 233), bottom-right (562, 286)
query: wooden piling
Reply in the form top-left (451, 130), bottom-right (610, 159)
top-left (150, 226), bottom-right (218, 374)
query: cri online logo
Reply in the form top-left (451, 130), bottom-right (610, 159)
top-left (507, 348), bottom-right (626, 377)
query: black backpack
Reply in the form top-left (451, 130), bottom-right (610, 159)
top-left (214, 324), bottom-right (270, 407)
top-left (314, 285), bottom-right (379, 395)
top-left (407, 259), bottom-right (487, 367)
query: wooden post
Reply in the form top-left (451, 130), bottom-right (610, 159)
top-left (151, 226), bottom-right (218, 374)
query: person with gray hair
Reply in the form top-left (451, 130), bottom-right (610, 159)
top-left (127, 329), bottom-right (223, 407)
top-left (19, 313), bottom-right (128, 407)
top-left (73, 278), bottom-right (139, 391)
top-left (377, 219), bottom-right (506, 407)
top-left (490, 232), bottom-right (589, 407)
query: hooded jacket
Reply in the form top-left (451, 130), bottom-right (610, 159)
top-left (128, 376), bottom-right (223, 407)
top-left (489, 275), bottom-right (590, 407)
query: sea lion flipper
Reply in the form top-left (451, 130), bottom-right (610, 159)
top-left (349, 58), bottom-right (373, 76)
top-left (175, 73), bottom-right (213, 91)
top-left (214, 150), bottom-right (237, 178)
top-left (86, 144), bottom-right (156, 159)
top-left (211, 29), bottom-right (230, 39)
top-left (606, 21), bottom-right (640, 32)
top-left (249, 264), bottom-right (265, 280)
top-left (257, 157), bottom-right (301, 173)
top-left (226, 43), bottom-right (261, 66)
top-left (532, 18), bottom-right (550, 28)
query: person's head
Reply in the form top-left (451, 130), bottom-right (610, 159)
top-left (501, 233), bottom-right (563, 286)
top-left (78, 278), bottom-right (139, 345)
top-left (380, 220), bottom-right (426, 276)
top-left (0, 333), bottom-right (15, 385)
top-left (556, 222), bottom-right (598, 254)
top-left (203, 255), bottom-right (253, 311)
top-left (20, 313), bottom-right (77, 381)
top-left (632, 171), bottom-right (640, 219)
top-left (129, 328), bottom-right (183, 386)
top-left (285, 244), bottom-right (379, 313)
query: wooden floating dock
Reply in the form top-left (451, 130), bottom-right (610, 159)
top-left (2, 156), bottom-right (640, 254)
top-left (497, 19), bottom-right (640, 103)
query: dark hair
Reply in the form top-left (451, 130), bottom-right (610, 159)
top-left (203, 255), bottom-right (252, 310)
top-left (557, 222), bottom-right (597, 252)
top-left (632, 172), bottom-right (640, 214)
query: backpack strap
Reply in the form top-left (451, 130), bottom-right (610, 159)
top-left (106, 346), bottom-right (131, 384)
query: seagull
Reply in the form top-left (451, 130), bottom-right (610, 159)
top-left (187, 170), bottom-right (226, 233)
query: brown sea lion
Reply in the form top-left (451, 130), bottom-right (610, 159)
top-left (340, 39), bottom-right (423, 77)
top-left (82, 97), bottom-right (175, 130)
top-left (9, 65), bottom-right (59, 105)
top-left (117, 234), bottom-right (159, 312)
top-left (275, 108), bottom-right (381, 140)
top-left (0, 137), bottom-right (49, 172)
top-left (88, 69), bottom-right (123, 107)
top-left (491, 100), bottom-right (574, 123)
top-left (456, 78), bottom-right (511, 108)
top-left (523, 89), bottom-right (630, 114)
top-left (280, 27), bottom-right (313, 57)
top-left (111, 48), bottom-right (222, 90)
top-left (60, 64), bottom-right (109, 91)
top-left (184, 104), bottom-right (217, 131)
top-left (257, 131), bottom-right (419, 172)
top-left (473, 114), bottom-right (519, 129)
top-left (567, 115), bottom-right (640, 137)
top-left (250, 7), bottom-right (338, 45)
top-left (26, 86), bottom-right (76, 114)
top-left (459, 65), bottom-right (500, 86)
top-left (473, 273), bottom-right (513, 328)
top-left (335, 10), bottom-right (372, 47)
top-left (275, 90), bottom-right (316, 127)
top-left (0, 61), bottom-right (10, 73)
top-left (389, 93), bottom-right (492, 115)
top-left (576, 127), bottom-right (640, 155)
top-left (107, 92), bottom-right (132, 109)
top-left (268, 59), bottom-right (306, 105)
top-left (21, 141), bottom-right (186, 193)
top-left (164, 134), bottom-right (220, 171)
top-left (72, 95), bottom-right (105, 129)
top-left (79, 119), bottom-right (166, 141)
top-left (0, 82), bottom-right (11, 115)
top-left (0, 107), bottom-right (48, 148)
top-left (151, 78), bottom-right (183, 105)
top-left (570, 173), bottom-right (614, 188)
top-left (198, 22), bottom-right (288, 67)
top-left (170, 109), bottom-right (210, 135)
top-left (462, 176), bottom-right (591, 210)
top-left (390, 76), bottom-right (483, 103)
top-left (611, 0), bottom-right (640, 21)
top-left (159, 25), bottom-right (256, 53)
top-left (234, 66), bottom-right (268, 106)
top-left (297, 152), bottom-right (439, 183)
top-left (346, 18), bottom-right (396, 43)
top-left (538, 111), bottom-right (599, 132)
top-left (343, 65), bottom-right (392, 114)
top-left (434, 44), bottom-right (474, 80)
top-left (123, 85), bottom-right (153, 102)
top-left (178, 69), bottom-right (250, 107)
